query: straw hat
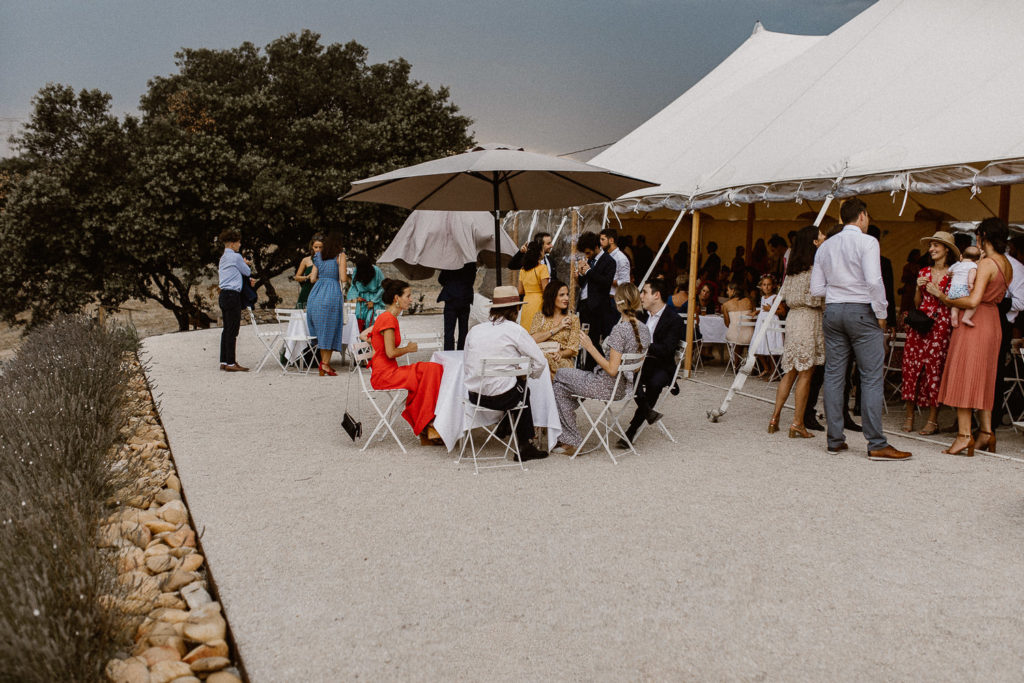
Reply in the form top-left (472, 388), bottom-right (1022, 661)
top-left (920, 231), bottom-right (960, 261)
top-left (488, 285), bottom-right (523, 309)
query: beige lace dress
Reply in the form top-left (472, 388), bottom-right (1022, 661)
top-left (779, 269), bottom-right (825, 373)
top-left (530, 312), bottom-right (581, 375)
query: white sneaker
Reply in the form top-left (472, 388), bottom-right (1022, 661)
top-left (550, 444), bottom-right (570, 455)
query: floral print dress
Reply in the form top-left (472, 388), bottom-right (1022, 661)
top-left (901, 266), bottom-right (952, 407)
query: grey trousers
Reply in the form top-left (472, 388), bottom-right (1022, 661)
top-left (823, 303), bottom-right (889, 451)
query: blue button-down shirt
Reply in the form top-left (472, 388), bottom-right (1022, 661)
top-left (219, 248), bottom-right (251, 292)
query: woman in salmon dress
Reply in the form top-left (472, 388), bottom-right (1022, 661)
top-left (517, 241), bottom-right (550, 331)
top-left (930, 218), bottom-right (1013, 456)
top-left (368, 279), bottom-right (444, 446)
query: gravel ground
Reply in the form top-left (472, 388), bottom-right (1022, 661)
top-left (143, 315), bottom-right (1024, 681)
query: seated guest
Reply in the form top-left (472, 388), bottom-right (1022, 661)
top-left (722, 281), bottom-right (755, 368)
top-left (696, 282), bottom-right (718, 315)
top-left (368, 279), bottom-right (444, 446)
top-left (463, 286), bottom-right (550, 461)
top-left (551, 284), bottom-right (651, 455)
top-left (529, 279), bottom-right (581, 377)
top-left (663, 276), bottom-right (701, 342)
top-left (618, 278), bottom-right (685, 447)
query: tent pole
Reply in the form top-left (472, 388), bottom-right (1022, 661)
top-left (568, 210), bottom-right (579, 314)
top-left (683, 210), bottom-right (701, 376)
top-left (1000, 185), bottom-right (1011, 223)
top-left (640, 207), bottom-right (687, 288)
top-left (493, 177), bottom-right (502, 287)
top-left (745, 204), bottom-right (755, 266)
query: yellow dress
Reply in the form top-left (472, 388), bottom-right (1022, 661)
top-left (530, 312), bottom-right (582, 375)
top-left (518, 264), bottom-right (549, 331)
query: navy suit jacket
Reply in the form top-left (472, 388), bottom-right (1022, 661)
top-left (578, 252), bottom-right (615, 313)
top-left (437, 263), bottom-right (477, 306)
top-left (639, 306), bottom-right (685, 378)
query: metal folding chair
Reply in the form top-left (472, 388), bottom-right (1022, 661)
top-left (726, 317), bottom-right (759, 376)
top-left (570, 351), bottom-right (647, 464)
top-left (350, 340), bottom-right (408, 453)
top-left (457, 357), bottom-right (533, 474)
top-left (767, 319), bottom-right (787, 382)
top-left (247, 307), bottom-right (285, 373)
top-left (275, 308), bottom-right (318, 374)
top-left (1003, 345), bottom-right (1024, 425)
top-left (883, 331), bottom-right (906, 412)
top-left (634, 342), bottom-right (686, 444)
top-left (398, 332), bottom-right (443, 366)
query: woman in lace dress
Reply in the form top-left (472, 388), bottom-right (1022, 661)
top-left (768, 226), bottom-right (825, 437)
top-left (530, 279), bottom-right (581, 377)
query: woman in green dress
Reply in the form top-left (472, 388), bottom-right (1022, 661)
top-left (348, 254), bottom-right (385, 332)
top-left (294, 235), bottom-right (323, 309)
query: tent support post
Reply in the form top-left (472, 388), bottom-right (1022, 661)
top-left (683, 210), bottom-right (701, 377)
top-left (639, 207), bottom-right (688, 288)
top-left (1000, 185), bottom-right (1011, 223)
top-left (569, 211), bottom-right (579, 314)
top-left (745, 203), bottom-right (755, 267)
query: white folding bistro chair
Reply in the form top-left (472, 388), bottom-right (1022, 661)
top-left (729, 317), bottom-right (760, 376)
top-left (633, 342), bottom-right (686, 444)
top-left (1003, 345), bottom-right (1024, 426)
top-left (457, 356), bottom-right (533, 474)
top-left (246, 307), bottom-right (285, 373)
top-left (275, 308), bottom-right (318, 374)
top-left (882, 331), bottom-right (906, 412)
top-left (767, 319), bottom-right (787, 382)
top-left (570, 351), bottom-right (647, 464)
top-left (398, 332), bottom-right (443, 366)
top-left (350, 339), bottom-right (408, 453)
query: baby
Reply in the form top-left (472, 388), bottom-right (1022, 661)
top-left (947, 245), bottom-right (981, 327)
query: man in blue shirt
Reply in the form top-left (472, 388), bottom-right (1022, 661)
top-left (218, 228), bottom-right (252, 372)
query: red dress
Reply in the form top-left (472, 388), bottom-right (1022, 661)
top-left (368, 312), bottom-right (443, 435)
top-left (901, 267), bottom-right (952, 407)
top-left (938, 264), bottom-right (1008, 411)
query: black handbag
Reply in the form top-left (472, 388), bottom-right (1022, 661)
top-left (905, 309), bottom-right (935, 335)
top-left (341, 411), bottom-right (362, 442)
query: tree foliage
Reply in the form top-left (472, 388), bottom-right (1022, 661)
top-left (0, 31), bottom-right (473, 330)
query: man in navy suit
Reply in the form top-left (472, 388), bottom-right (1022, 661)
top-left (576, 231), bottom-right (616, 369)
top-left (437, 262), bottom-right (477, 350)
top-left (620, 277), bottom-right (685, 446)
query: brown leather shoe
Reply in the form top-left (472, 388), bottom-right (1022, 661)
top-left (868, 445), bottom-right (913, 461)
top-left (222, 363), bottom-right (249, 372)
top-left (827, 442), bottom-right (848, 455)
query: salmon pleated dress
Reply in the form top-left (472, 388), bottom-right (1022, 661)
top-left (937, 265), bottom-right (1007, 411)
top-left (368, 312), bottom-right (443, 435)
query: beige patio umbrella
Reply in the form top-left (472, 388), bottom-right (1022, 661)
top-left (377, 210), bottom-right (518, 280)
top-left (343, 143), bottom-right (657, 285)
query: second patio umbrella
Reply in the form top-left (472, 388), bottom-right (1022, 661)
top-left (343, 143), bottom-right (657, 285)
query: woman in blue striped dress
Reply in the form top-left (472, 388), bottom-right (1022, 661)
top-left (306, 231), bottom-right (348, 376)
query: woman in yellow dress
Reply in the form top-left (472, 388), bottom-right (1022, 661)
top-left (517, 241), bottom-right (550, 330)
top-left (530, 279), bottom-right (581, 376)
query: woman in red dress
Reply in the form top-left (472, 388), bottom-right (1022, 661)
top-left (368, 279), bottom-right (444, 446)
top-left (930, 219), bottom-right (1013, 456)
top-left (900, 233), bottom-right (956, 435)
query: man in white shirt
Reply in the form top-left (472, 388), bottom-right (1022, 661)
top-left (810, 197), bottom-right (911, 461)
top-left (463, 286), bottom-right (550, 461)
top-left (601, 228), bottom-right (631, 337)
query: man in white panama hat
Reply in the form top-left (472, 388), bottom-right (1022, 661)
top-left (462, 285), bottom-right (550, 461)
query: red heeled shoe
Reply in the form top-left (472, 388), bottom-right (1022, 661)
top-left (318, 362), bottom-right (337, 377)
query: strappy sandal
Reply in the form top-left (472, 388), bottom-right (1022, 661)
top-left (942, 433), bottom-right (975, 457)
top-left (901, 416), bottom-right (915, 433)
top-left (917, 420), bottom-right (939, 436)
top-left (974, 429), bottom-right (997, 453)
top-left (767, 418), bottom-right (780, 434)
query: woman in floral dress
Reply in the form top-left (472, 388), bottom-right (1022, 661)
top-left (900, 232), bottom-right (957, 434)
top-left (530, 280), bottom-right (581, 377)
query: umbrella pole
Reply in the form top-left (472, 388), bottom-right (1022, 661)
top-left (569, 210), bottom-right (579, 313)
top-left (493, 177), bottom-right (502, 287)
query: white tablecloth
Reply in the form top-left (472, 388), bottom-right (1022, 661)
top-left (430, 350), bottom-right (561, 452)
top-left (284, 311), bottom-right (358, 362)
top-left (699, 315), bottom-right (728, 344)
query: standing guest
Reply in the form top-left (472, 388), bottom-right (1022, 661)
top-left (530, 279), bottom-right (581, 377)
top-left (551, 284), bottom-right (650, 455)
top-left (700, 242), bottom-right (722, 282)
top-left (655, 248), bottom-right (678, 285)
top-left (517, 240), bottom-right (550, 331)
top-left (217, 228), bottom-right (252, 372)
top-left (868, 225), bottom-right (897, 326)
top-left (673, 241), bottom-right (690, 272)
top-left (368, 279), bottom-right (444, 446)
top-left (750, 238), bottom-right (769, 275)
top-left (731, 246), bottom-right (746, 282)
top-left (722, 281), bottom-right (754, 368)
top-left (751, 274), bottom-right (784, 380)
top-left (801, 226), bottom-right (831, 431)
top-left (898, 249), bottom-right (922, 316)
top-left (930, 218), bottom-right (1013, 455)
top-left (463, 286), bottom-right (550, 461)
top-left (576, 231), bottom-right (615, 364)
top-left (632, 235), bottom-right (655, 284)
top-left (348, 254), bottom-right (384, 333)
top-left (508, 232), bottom-right (553, 274)
top-left (767, 226), bottom-right (825, 437)
top-left (294, 235), bottom-right (323, 310)
top-left (810, 197), bottom-right (911, 461)
top-left (993, 238), bottom-right (1024, 425)
top-left (768, 235), bottom-right (788, 281)
top-left (437, 262), bottom-right (477, 351)
top-left (900, 232), bottom-right (956, 435)
top-left (306, 231), bottom-right (348, 376)
top-left (619, 278), bottom-right (684, 446)
top-left (603, 228), bottom-right (632, 304)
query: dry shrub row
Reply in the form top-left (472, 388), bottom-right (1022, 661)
top-left (0, 315), bottom-right (149, 682)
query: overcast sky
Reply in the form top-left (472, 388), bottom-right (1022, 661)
top-left (0, 0), bottom-right (874, 159)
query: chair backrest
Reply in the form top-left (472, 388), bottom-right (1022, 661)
top-left (275, 308), bottom-right (303, 325)
top-left (246, 307), bottom-right (259, 327)
top-left (350, 339), bottom-right (375, 390)
top-left (618, 351), bottom-right (646, 375)
top-left (479, 356), bottom-right (532, 379)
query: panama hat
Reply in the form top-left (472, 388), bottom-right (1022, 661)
top-left (488, 285), bottom-right (523, 309)
top-left (920, 231), bottom-right (960, 261)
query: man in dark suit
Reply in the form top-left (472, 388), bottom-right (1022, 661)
top-left (507, 232), bottom-right (553, 277)
top-left (437, 262), bottom-right (477, 350)
top-left (576, 231), bottom-right (615, 370)
top-left (619, 277), bottom-right (685, 446)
